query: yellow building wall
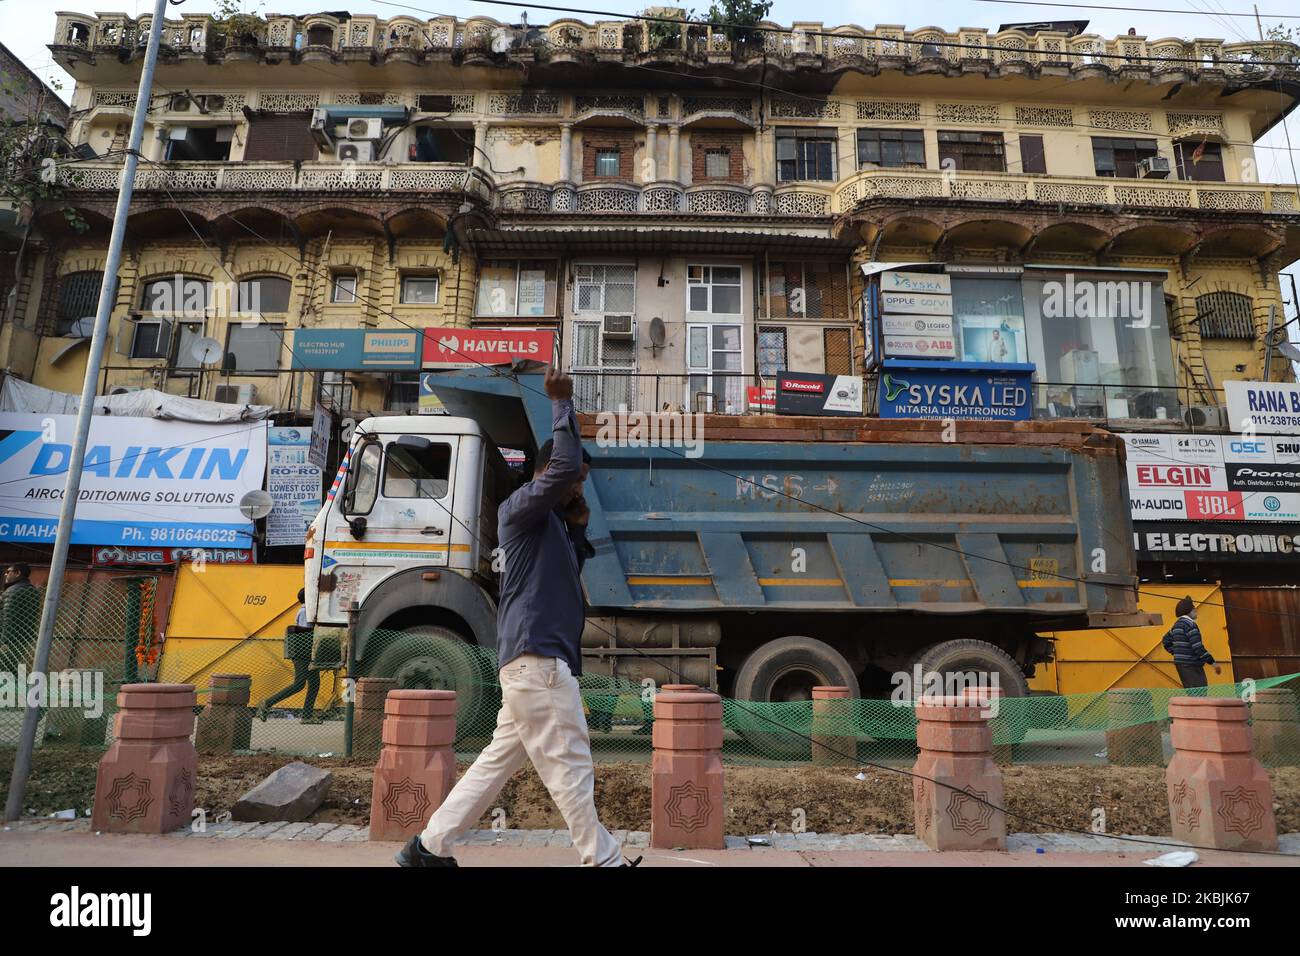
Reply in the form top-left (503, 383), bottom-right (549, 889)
top-left (23, 238), bottom-right (474, 413)
top-left (1031, 584), bottom-right (1234, 695)
top-left (159, 564), bottom-right (337, 709)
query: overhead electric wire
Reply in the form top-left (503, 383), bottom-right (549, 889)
top-left (80, 142), bottom-right (1300, 628)
top-left (372, 399), bottom-right (1297, 859)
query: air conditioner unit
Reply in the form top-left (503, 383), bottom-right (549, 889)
top-left (1183, 403), bottom-right (1229, 430)
top-left (1138, 156), bottom-right (1171, 179)
top-left (602, 315), bottom-right (634, 339)
top-left (108, 385), bottom-right (141, 396)
top-left (170, 94), bottom-right (193, 112)
top-left (310, 108), bottom-right (335, 152)
top-left (215, 384), bottom-right (257, 405)
top-left (337, 141), bottom-right (374, 163)
top-left (346, 117), bottom-right (383, 140)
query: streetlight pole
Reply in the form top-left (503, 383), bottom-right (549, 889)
top-left (4, 0), bottom-right (170, 822)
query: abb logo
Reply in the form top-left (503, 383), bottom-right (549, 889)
top-left (1185, 491), bottom-right (1244, 520)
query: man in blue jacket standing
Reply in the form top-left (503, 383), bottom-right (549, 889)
top-left (1163, 595), bottom-right (1223, 689)
top-left (398, 367), bottom-right (629, 867)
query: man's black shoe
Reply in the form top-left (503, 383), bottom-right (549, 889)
top-left (395, 835), bottom-right (458, 867)
top-left (622, 855), bottom-right (643, 867)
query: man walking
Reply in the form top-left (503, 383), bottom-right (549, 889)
top-left (1163, 595), bottom-right (1222, 689)
top-left (256, 588), bottom-right (320, 724)
top-left (398, 367), bottom-right (633, 868)
top-left (0, 563), bottom-right (41, 673)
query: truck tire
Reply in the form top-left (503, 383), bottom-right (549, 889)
top-left (363, 625), bottom-right (498, 742)
top-left (906, 639), bottom-right (1030, 745)
top-left (731, 636), bottom-right (861, 761)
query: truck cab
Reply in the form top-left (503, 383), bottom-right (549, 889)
top-left (304, 414), bottom-right (515, 728)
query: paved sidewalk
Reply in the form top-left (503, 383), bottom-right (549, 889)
top-left (3, 820), bottom-right (1297, 867)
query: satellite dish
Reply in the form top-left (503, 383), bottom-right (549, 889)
top-left (490, 27), bottom-right (514, 53)
top-left (239, 489), bottom-right (274, 520)
top-left (1278, 341), bottom-right (1300, 363)
top-left (648, 317), bottom-right (667, 348)
top-left (192, 336), bottom-right (224, 366)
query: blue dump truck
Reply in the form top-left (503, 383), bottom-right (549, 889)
top-left (304, 366), bottom-right (1154, 725)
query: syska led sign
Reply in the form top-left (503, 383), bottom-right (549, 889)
top-left (878, 361), bottom-right (1033, 421)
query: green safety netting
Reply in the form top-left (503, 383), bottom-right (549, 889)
top-left (5, 622), bottom-right (1300, 768)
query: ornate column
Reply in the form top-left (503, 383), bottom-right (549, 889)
top-left (558, 123), bottom-right (573, 180)
top-left (473, 121), bottom-right (488, 170)
top-left (645, 124), bottom-right (659, 181)
top-left (667, 125), bottom-right (680, 182)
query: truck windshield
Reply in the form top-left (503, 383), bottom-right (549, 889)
top-left (384, 441), bottom-right (451, 500)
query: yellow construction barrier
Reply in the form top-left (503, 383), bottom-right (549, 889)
top-left (158, 564), bottom-right (338, 709)
top-left (1031, 583), bottom-right (1234, 699)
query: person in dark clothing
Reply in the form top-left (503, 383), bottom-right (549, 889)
top-left (1163, 595), bottom-right (1222, 689)
top-left (401, 367), bottom-right (635, 868)
top-left (0, 563), bottom-right (42, 673)
top-left (257, 588), bottom-right (321, 723)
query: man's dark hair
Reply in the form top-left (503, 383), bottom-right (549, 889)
top-left (298, 588), bottom-right (306, 603)
top-left (8, 562), bottom-right (30, 579)
top-left (1175, 596), bottom-right (1195, 617)
top-left (533, 440), bottom-right (591, 474)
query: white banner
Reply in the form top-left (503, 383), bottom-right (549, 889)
top-left (882, 334), bottom-right (957, 359)
top-left (879, 271), bottom-right (951, 295)
top-left (0, 413), bottom-right (267, 547)
top-left (881, 314), bottom-right (954, 337)
top-left (881, 291), bottom-right (953, 316)
top-left (267, 426), bottom-right (322, 547)
top-left (1121, 432), bottom-right (1300, 524)
top-left (1224, 380), bottom-right (1300, 434)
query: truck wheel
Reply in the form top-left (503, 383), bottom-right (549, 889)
top-left (731, 636), bottom-right (860, 761)
top-left (363, 626), bottom-right (497, 741)
top-left (906, 639), bottom-right (1030, 744)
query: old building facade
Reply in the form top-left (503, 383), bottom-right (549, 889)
top-left (3, 10), bottom-right (1297, 421)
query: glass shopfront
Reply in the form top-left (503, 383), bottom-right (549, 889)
top-left (930, 267), bottom-right (1177, 420)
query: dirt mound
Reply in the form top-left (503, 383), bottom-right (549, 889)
top-left (6, 749), bottom-right (1298, 836)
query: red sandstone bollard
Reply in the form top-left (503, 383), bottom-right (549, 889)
top-left (353, 677), bottom-right (398, 759)
top-left (913, 693), bottom-right (1006, 851)
top-left (195, 673), bottom-right (252, 753)
top-left (91, 684), bottom-right (198, 833)
top-left (651, 684), bottom-right (724, 850)
top-left (369, 690), bottom-right (459, 842)
top-left (1166, 697), bottom-right (1277, 851)
top-left (811, 686), bottom-right (855, 766)
top-left (1251, 688), bottom-right (1300, 768)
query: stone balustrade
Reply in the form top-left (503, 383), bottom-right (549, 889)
top-left (53, 13), bottom-right (1300, 78)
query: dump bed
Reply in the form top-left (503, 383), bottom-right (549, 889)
top-left (430, 368), bottom-right (1151, 630)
